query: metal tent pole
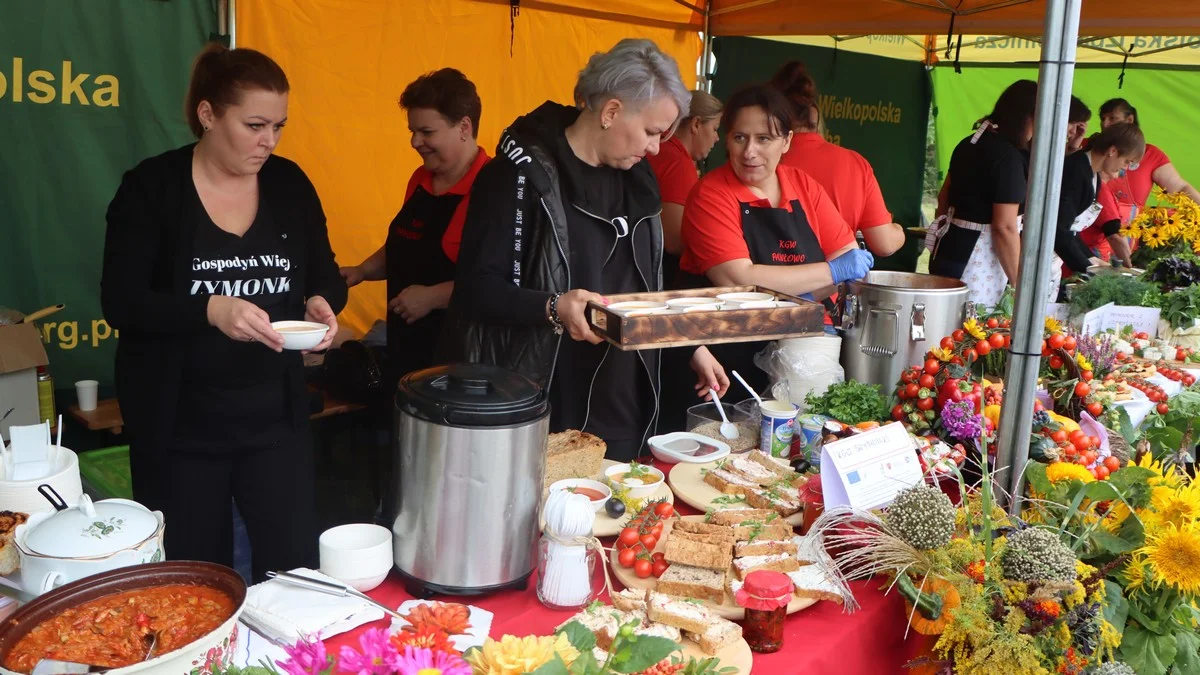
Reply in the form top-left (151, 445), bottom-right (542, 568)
top-left (996, 0), bottom-right (1082, 515)
top-left (229, 0), bottom-right (237, 48)
top-left (700, 1), bottom-right (713, 92)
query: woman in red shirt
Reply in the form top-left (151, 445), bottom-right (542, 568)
top-left (1098, 98), bottom-right (1200, 225)
top-left (647, 90), bottom-right (721, 286)
top-left (678, 84), bottom-right (872, 393)
top-left (768, 62), bottom-right (905, 257)
top-left (339, 69), bottom-right (489, 382)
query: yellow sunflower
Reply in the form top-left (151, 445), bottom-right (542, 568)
top-left (1140, 521), bottom-right (1200, 595)
top-left (1074, 352), bottom-right (1093, 372)
top-left (1123, 554), bottom-right (1148, 593)
top-left (929, 347), bottom-right (955, 362)
top-left (1102, 501), bottom-right (1132, 533)
top-left (1044, 316), bottom-right (1064, 335)
top-left (964, 317), bottom-right (986, 341)
top-left (1145, 482), bottom-right (1200, 529)
top-left (1046, 461), bottom-right (1095, 484)
top-left (1136, 453), bottom-right (1181, 488)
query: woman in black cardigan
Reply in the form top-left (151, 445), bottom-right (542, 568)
top-left (100, 44), bottom-right (345, 580)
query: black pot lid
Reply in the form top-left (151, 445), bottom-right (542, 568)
top-left (397, 363), bottom-right (548, 427)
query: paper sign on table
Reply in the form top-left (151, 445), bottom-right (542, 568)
top-left (1077, 303), bottom-right (1161, 338)
top-left (819, 422), bottom-right (923, 511)
top-left (1079, 303), bottom-right (1115, 336)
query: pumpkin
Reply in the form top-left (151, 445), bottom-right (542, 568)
top-left (904, 576), bottom-right (961, 636)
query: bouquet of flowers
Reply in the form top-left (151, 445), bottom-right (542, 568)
top-left (1123, 188), bottom-right (1200, 255)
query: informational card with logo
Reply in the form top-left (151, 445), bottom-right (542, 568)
top-left (1079, 302), bottom-right (1161, 338)
top-left (819, 422), bottom-right (923, 511)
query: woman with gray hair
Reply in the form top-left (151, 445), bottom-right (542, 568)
top-left (445, 39), bottom-right (728, 461)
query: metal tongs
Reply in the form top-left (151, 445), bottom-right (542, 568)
top-left (265, 571), bottom-right (404, 621)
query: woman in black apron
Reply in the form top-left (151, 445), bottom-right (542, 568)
top-left (927, 81), bottom-right (1037, 308)
top-left (341, 69), bottom-right (489, 383)
top-left (1067, 124), bottom-right (1147, 275)
top-left (666, 85), bottom-right (872, 410)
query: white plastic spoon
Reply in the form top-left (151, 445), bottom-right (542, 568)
top-left (731, 370), bottom-right (764, 408)
top-left (709, 388), bottom-right (739, 440)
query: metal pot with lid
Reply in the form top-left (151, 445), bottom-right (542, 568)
top-left (14, 487), bottom-right (165, 596)
top-left (839, 271), bottom-right (971, 390)
top-left (388, 363), bottom-right (549, 598)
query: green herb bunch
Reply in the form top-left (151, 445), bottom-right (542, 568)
top-left (803, 380), bottom-right (888, 425)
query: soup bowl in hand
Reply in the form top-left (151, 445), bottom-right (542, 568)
top-left (270, 321), bottom-right (330, 351)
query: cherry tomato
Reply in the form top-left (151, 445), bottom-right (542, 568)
top-left (917, 397), bottom-right (935, 411)
top-left (1090, 466), bottom-right (1101, 479)
top-left (1096, 465), bottom-right (1110, 480)
top-left (1063, 336), bottom-right (1077, 352)
top-left (986, 317), bottom-right (999, 329)
top-left (634, 559), bottom-right (653, 578)
top-left (1049, 356), bottom-right (1065, 370)
top-left (652, 560), bottom-right (669, 578)
top-left (1003, 334), bottom-right (1012, 348)
top-left (1087, 402), bottom-right (1103, 417)
top-left (650, 522), bottom-right (663, 537)
top-left (906, 383), bottom-right (920, 399)
top-left (988, 333), bottom-right (1006, 349)
top-left (654, 502), bottom-right (674, 519)
top-left (618, 528), bottom-right (639, 547)
top-left (901, 370), bottom-right (916, 384)
top-left (618, 547), bottom-right (637, 568)
top-left (1050, 430), bottom-right (1068, 444)
top-left (1158, 403), bottom-right (1170, 415)
top-left (639, 533), bottom-right (658, 550)
top-left (1104, 456), bottom-right (1121, 472)
top-left (892, 404), bottom-right (906, 421)
top-left (1081, 370), bottom-right (1093, 382)
top-left (1089, 435), bottom-right (1100, 448)
top-left (966, 348), bottom-right (979, 363)
top-left (951, 357), bottom-right (965, 366)
top-left (919, 374), bottom-right (936, 389)
top-left (976, 340), bottom-right (991, 356)
top-left (1075, 382), bottom-right (1091, 398)
top-left (1048, 334), bottom-right (1066, 350)
top-left (940, 336), bottom-right (954, 350)
top-left (924, 359), bottom-right (940, 375)
top-left (952, 329), bottom-right (966, 342)
top-left (1186, 375), bottom-right (1196, 386)
top-left (652, 552), bottom-right (666, 563)
top-left (1149, 390), bottom-right (1163, 403)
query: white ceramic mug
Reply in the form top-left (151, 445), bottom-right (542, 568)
top-left (319, 524), bottom-right (393, 592)
top-left (74, 380), bottom-right (99, 412)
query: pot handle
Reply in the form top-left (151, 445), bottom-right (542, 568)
top-left (841, 293), bottom-right (859, 331)
top-left (40, 571), bottom-right (63, 595)
top-left (37, 484), bottom-right (69, 512)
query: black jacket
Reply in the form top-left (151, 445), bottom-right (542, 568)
top-left (444, 102), bottom-right (665, 443)
top-left (1055, 151), bottom-right (1099, 275)
top-left (100, 144), bottom-right (346, 449)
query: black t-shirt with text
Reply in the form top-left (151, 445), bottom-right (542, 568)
top-left (177, 191), bottom-right (294, 451)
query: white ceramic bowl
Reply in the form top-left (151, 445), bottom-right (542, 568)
top-left (548, 478), bottom-right (612, 512)
top-left (319, 524), bottom-right (393, 592)
top-left (604, 463), bottom-right (665, 499)
top-left (608, 301), bottom-right (669, 314)
top-left (648, 432), bottom-right (731, 465)
top-left (681, 304), bottom-right (722, 313)
top-left (666, 297), bottom-right (724, 308)
top-left (716, 292), bottom-right (775, 303)
top-left (271, 320), bottom-right (330, 351)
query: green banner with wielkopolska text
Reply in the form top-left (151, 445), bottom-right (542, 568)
top-left (0, 1), bottom-right (216, 392)
top-left (708, 37), bottom-right (933, 272)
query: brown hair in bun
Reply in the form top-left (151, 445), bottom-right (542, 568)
top-left (768, 61), bottom-right (820, 132)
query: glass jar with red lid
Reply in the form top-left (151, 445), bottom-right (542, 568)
top-left (735, 570), bottom-right (794, 653)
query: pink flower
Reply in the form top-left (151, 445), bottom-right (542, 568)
top-left (394, 646), bottom-right (471, 675)
top-left (337, 628), bottom-right (401, 675)
top-left (277, 637), bottom-right (333, 675)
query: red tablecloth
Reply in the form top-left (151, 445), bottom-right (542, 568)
top-left (325, 460), bottom-right (928, 674)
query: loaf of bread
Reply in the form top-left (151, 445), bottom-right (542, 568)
top-left (544, 430), bottom-right (607, 489)
top-left (0, 511), bottom-right (28, 576)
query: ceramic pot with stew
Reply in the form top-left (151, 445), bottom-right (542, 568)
top-left (0, 561), bottom-right (245, 675)
top-left (13, 492), bottom-right (165, 596)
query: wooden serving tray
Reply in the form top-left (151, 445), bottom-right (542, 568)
top-left (586, 286), bottom-right (825, 351)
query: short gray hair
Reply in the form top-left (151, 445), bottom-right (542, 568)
top-left (574, 39), bottom-right (691, 126)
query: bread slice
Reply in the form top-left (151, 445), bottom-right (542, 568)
top-left (656, 564), bottom-right (726, 604)
top-left (610, 588), bottom-right (647, 613)
top-left (708, 508), bottom-right (776, 527)
top-left (543, 430), bottom-right (607, 489)
top-left (665, 533), bottom-right (733, 571)
top-left (646, 591), bottom-right (718, 635)
top-left (634, 618), bottom-right (681, 642)
top-left (733, 519), bottom-right (794, 542)
top-left (735, 538), bottom-right (798, 557)
top-left (725, 455), bottom-right (781, 486)
top-left (792, 535), bottom-right (823, 565)
top-left (792, 473), bottom-right (810, 490)
top-left (745, 483), bottom-right (803, 518)
top-left (789, 565), bottom-right (845, 604)
top-left (733, 552), bottom-right (801, 580)
top-left (669, 526), bottom-right (734, 548)
top-left (684, 618), bottom-right (743, 656)
top-left (703, 468), bottom-right (759, 495)
top-left (747, 450), bottom-right (797, 479)
top-left (0, 511), bottom-right (26, 577)
top-left (673, 519), bottom-right (736, 538)
top-left (558, 606), bottom-right (629, 650)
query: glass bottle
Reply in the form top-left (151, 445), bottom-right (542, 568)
top-left (536, 528), bottom-right (601, 611)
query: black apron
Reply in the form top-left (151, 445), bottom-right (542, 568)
top-left (666, 200), bottom-right (828, 420)
top-left (385, 185), bottom-right (461, 383)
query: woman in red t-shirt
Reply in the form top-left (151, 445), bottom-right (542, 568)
top-left (647, 90), bottom-right (722, 286)
top-left (1098, 98), bottom-right (1200, 225)
top-left (677, 84), bottom-right (872, 394)
top-left (768, 61), bottom-right (905, 257)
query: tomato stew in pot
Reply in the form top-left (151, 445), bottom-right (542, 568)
top-left (4, 584), bottom-right (235, 673)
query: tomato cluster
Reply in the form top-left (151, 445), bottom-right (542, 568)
top-left (616, 500), bottom-right (674, 578)
top-left (1156, 363), bottom-right (1196, 387)
top-left (1038, 425), bottom-right (1114, 478)
top-left (635, 659), bottom-right (685, 675)
top-left (1174, 346), bottom-right (1197, 363)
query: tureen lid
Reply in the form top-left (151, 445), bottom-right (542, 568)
top-left (25, 494), bottom-right (159, 558)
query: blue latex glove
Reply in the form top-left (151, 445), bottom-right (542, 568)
top-left (828, 249), bottom-right (874, 285)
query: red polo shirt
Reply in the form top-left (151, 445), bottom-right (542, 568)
top-left (781, 133), bottom-right (892, 232)
top-left (647, 135), bottom-right (698, 206)
top-left (402, 146), bottom-right (490, 262)
top-left (680, 163), bottom-right (855, 275)
top-left (1097, 143), bottom-right (1171, 226)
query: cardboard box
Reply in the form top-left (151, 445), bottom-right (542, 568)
top-left (0, 323), bottom-right (50, 440)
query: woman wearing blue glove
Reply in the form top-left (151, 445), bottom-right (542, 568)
top-left (675, 84), bottom-right (871, 396)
